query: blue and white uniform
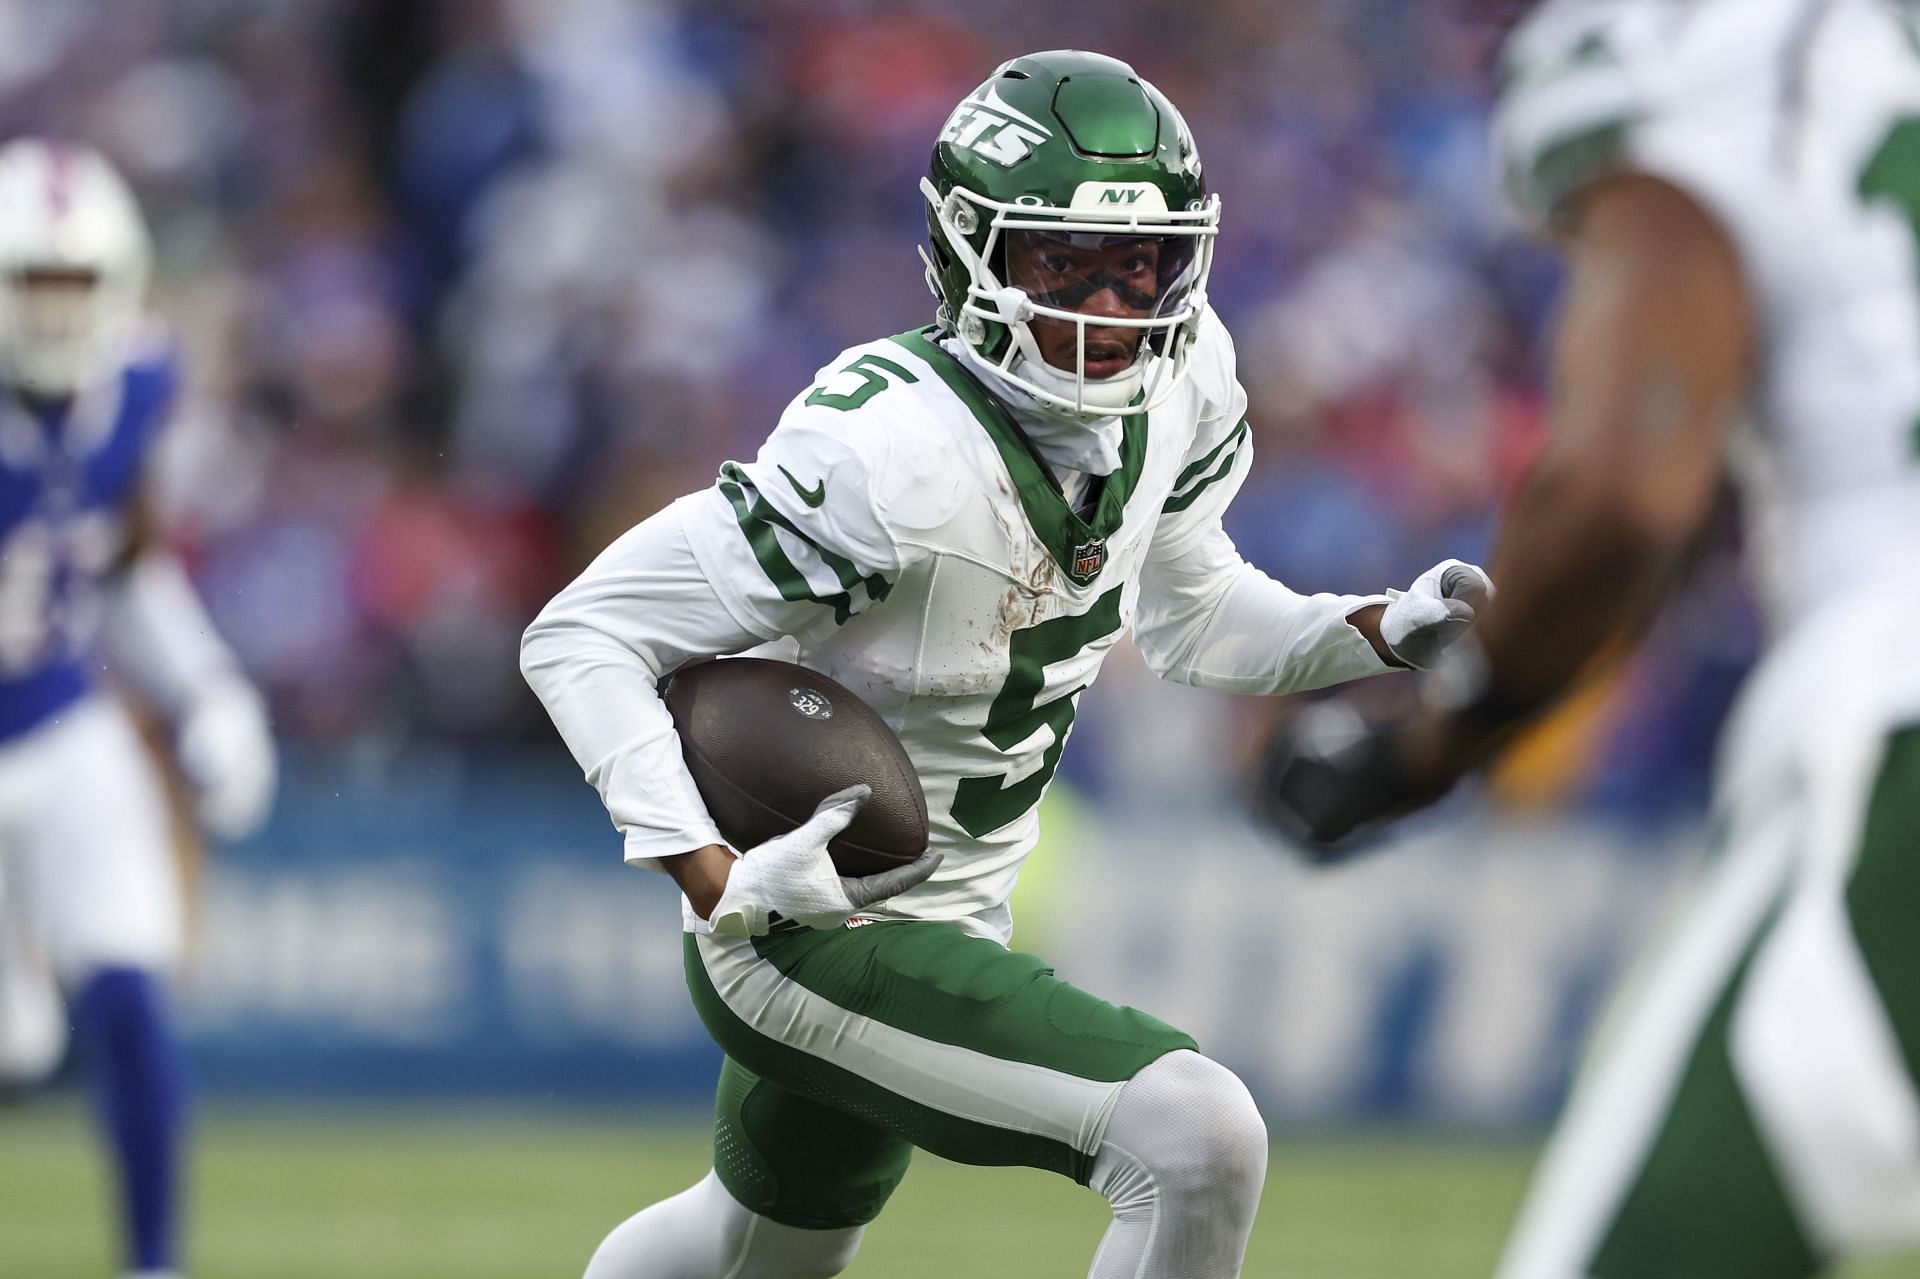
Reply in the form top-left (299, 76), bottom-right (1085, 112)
top-left (0, 346), bottom-right (174, 737)
top-left (0, 134), bottom-right (269, 1279)
top-left (0, 343), bottom-right (182, 1004)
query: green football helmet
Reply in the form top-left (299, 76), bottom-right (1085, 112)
top-left (921, 50), bottom-right (1220, 418)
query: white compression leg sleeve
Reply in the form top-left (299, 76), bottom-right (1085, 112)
top-left (583, 1170), bottom-right (864, 1279)
top-left (1087, 1049), bottom-right (1270, 1279)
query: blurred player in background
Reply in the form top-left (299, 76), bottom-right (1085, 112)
top-left (1259, 0), bottom-right (1920, 1275)
top-left (526, 49), bottom-right (1488, 1279)
top-left (0, 139), bottom-right (275, 1279)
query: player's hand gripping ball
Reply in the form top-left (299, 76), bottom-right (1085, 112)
top-left (665, 658), bottom-right (939, 936)
top-left (663, 657), bottom-right (930, 876)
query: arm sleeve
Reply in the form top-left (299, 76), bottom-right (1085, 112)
top-left (1134, 520), bottom-right (1393, 695)
top-left (520, 497), bottom-right (760, 870)
top-left (680, 418), bottom-right (907, 647)
top-left (99, 348), bottom-right (244, 715)
top-left (1135, 307), bottom-right (1393, 693)
top-left (1151, 307), bottom-right (1255, 565)
top-left (100, 549), bottom-right (252, 714)
top-left (1496, 1), bottom-right (1787, 246)
top-left (522, 411), bottom-right (915, 871)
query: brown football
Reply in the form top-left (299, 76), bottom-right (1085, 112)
top-left (662, 657), bottom-right (929, 876)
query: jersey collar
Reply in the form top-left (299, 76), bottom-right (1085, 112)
top-left (892, 326), bottom-right (1147, 588)
top-left (0, 369), bottom-right (125, 469)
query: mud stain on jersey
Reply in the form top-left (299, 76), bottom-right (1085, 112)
top-left (990, 558), bottom-right (1058, 651)
top-left (919, 669), bottom-right (1002, 696)
top-left (991, 585), bottom-right (1025, 651)
top-left (1027, 556), bottom-right (1056, 597)
top-left (981, 462), bottom-right (1062, 650)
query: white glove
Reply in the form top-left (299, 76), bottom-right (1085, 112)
top-left (709, 785), bottom-right (944, 937)
top-left (177, 679), bottom-right (278, 840)
top-left (1379, 559), bottom-right (1494, 670)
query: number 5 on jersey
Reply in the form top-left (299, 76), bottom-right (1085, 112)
top-left (951, 587), bottom-right (1124, 837)
top-left (805, 353), bottom-right (919, 413)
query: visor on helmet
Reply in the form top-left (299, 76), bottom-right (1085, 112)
top-left (1, 265), bottom-right (125, 399)
top-left (1002, 230), bottom-right (1200, 327)
top-left (11, 266), bottom-right (101, 357)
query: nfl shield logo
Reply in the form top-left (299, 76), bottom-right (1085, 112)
top-left (1070, 539), bottom-right (1107, 582)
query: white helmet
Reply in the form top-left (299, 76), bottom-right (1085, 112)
top-left (0, 139), bottom-right (152, 398)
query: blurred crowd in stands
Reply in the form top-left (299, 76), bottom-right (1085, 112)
top-left (0, 0), bottom-right (1759, 820)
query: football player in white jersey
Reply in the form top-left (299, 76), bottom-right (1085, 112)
top-left (0, 139), bottom-right (276, 1279)
top-left (524, 50), bottom-right (1490, 1279)
top-left (1258, 1), bottom-right (1920, 1275)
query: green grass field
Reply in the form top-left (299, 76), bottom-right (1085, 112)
top-left (5, 1104), bottom-right (1919, 1278)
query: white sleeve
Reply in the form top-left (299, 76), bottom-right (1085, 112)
top-left (1152, 308), bottom-right (1255, 563)
top-left (1496, 0), bottom-right (1789, 241)
top-left (523, 387), bottom-right (932, 873)
top-left (1134, 520), bottom-right (1394, 695)
top-left (679, 418), bottom-right (907, 648)
top-left (520, 495), bottom-right (763, 871)
top-left (1137, 306), bottom-right (1394, 691)
top-left (100, 550), bottom-right (250, 715)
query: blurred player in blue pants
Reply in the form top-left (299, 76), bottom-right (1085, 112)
top-left (0, 139), bottom-right (275, 1279)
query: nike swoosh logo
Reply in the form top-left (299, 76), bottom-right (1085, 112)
top-left (778, 465), bottom-right (826, 508)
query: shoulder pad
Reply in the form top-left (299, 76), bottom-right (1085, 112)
top-left (1498, 1), bottom-right (1662, 228)
top-left (118, 335), bottom-right (182, 429)
top-left (1182, 306), bottom-right (1241, 416)
top-left (780, 339), bottom-right (971, 536)
top-left (1498, 0), bottom-right (1797, 231)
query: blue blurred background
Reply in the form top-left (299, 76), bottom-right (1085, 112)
top-left (1, 0), bottom-right (1760, 1126)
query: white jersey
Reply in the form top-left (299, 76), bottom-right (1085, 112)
top-left (524, 308), bottom-right (1396, 940)
top-left (1498, 0), bottom-right (1920, 627)
top-left (1493, 9), bottom-right (1920, 1266)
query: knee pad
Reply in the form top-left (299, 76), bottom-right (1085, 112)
top-left (1092, 1049), bottom-right (1269, 1216)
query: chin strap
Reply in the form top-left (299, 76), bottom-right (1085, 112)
top-left (945, 335), bottom-right (1130, 476)
top-left (1019, 351), bottom-right (1147, 417)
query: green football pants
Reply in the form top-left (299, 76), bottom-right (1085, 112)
top-left (1499, 723), bottom-right (1920, 1279)
top-left (684, 919), bottom-right (1196, 1230)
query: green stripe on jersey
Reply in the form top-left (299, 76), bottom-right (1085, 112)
top-left (1588, 893), bottom-right (1822, 1279)
top-left (1172, 417), bottom-right (1248, 491)
top-left (1164, 418), bottom-right (1249, 515)
top-left (1513, 116), bottom-right (1637, 225)
top-left (1844, 724), bottom-right (1920, 1086)
top-left (720, 463), bottom-right (892, 601)
top-left (718, 463), bottom-right (891, 624)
